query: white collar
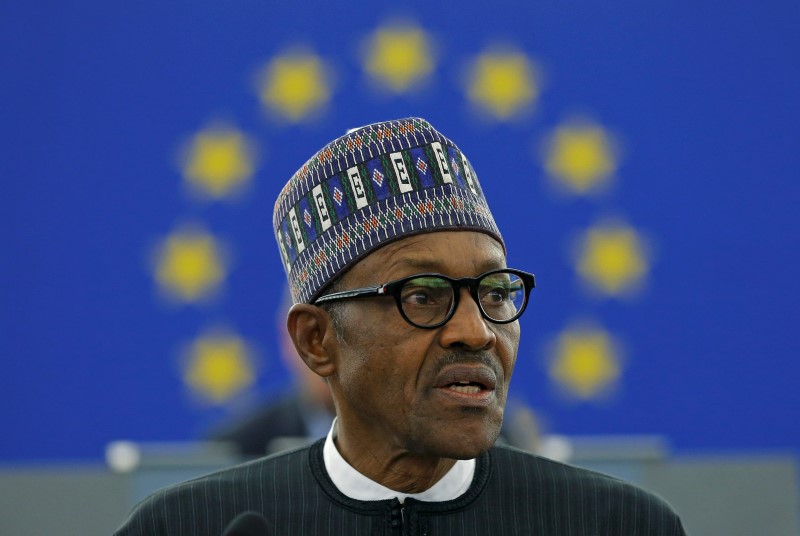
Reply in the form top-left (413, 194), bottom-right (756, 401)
top-left (322, 419), bottom-right (475, 503)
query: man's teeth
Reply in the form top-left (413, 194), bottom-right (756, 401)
top-left (447, 383), bottom-right (481, 394)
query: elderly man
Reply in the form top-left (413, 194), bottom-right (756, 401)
top-left (115, 118), bottom-right (685, 535)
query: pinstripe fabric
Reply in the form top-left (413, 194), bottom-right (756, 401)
top-left (113, 440), bottom-right (686, 535)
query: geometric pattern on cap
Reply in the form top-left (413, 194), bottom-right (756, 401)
top-left (273, 118), bottom-right (504, 303)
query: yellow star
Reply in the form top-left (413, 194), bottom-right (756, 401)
top-left (576, 221), bottom-right (649, 296)
top-left (181, 125), bottom-right (256, 199)
top-left (544, 120), bottom-right (618, 194)
top-left (154, 226), bottom-right (227, 303)
top-left (183, 330), bottom-right (255, 403)
top-left (258, 49), bottom-right (331, 122)
top-left (549, 324), bottom-right (621, 399)
top-left (466, 48), bottom-right (538, 120)
top-left (363, 22), bottom-right (434, 93)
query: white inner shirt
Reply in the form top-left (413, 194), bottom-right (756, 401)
top-left (322, 419), bottom-right (476, 503)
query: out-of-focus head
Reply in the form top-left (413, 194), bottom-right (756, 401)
top-left (272, 117), bottom-right (504, 304)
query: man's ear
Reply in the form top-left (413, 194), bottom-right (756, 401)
top-left (286, 303), bottom-right (338, 378)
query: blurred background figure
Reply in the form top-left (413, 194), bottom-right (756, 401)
top-left (208, 291), bottom-right (336, 456)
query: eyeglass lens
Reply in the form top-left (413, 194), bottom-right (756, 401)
top-left (399, 271), bottom-right (526, 327)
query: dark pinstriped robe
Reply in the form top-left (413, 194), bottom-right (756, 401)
top-left (113, 439), bottom-right (686, 535)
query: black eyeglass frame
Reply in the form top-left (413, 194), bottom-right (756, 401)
top-left (313, 268), bottom-right (536, 329)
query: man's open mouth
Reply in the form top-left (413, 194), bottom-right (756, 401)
top-left (435, 364), bottom-right (498, 396)
top-left (445, 381), bottom-right (488, 394)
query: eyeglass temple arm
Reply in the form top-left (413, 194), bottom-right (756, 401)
top-left (313, 285), bottom-right (388, 304)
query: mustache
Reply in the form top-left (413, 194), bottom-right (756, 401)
top-left (432, 351), bottom-right (500, 377)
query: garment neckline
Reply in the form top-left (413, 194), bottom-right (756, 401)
top-left (322, 420), bottom-right (476, 503)
top-left (306, 438), bottom-right (493, 514)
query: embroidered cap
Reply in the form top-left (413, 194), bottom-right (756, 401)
top-left (273, 117), bottom-right (504, 304)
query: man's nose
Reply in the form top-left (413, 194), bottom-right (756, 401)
top-left (438, 288), bottom-right (496, 350)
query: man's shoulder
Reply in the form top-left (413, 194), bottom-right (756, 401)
top-left (487, 444), bottom-right (685, 531)
top-left (490, 442), bottom-right (644, 489)
top-left (113, 443), bottom-right (317, 536)
top-left (162, 442), bottom-right (312, 496)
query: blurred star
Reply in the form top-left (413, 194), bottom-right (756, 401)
top-left (363, 22), bottom-right (434, 93)
top-left (466, 48), bottom-right (538, 119)
top-left (549, 324), bottom-right (621, 400)
top-left (154, 226), bottom-right (228, 303)
top-left (181, 125), bottom-right (257, 199)
top-left (544, 120), bottom-right (618, 194)
top-left (576, 221), bottom-right (649, 297)
top-left (183, 330), bottom-right (255, 403)
top-left (258, 49), bottom-right (331, 122)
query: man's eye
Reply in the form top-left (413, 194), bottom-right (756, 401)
top-left (402, 288), bottom-right (435, 305)
top-left (409, 291), bottom-right (431, 305)
top-left (482, 287), bottom-right (509, 304)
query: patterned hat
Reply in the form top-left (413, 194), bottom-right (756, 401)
top-left (273, 117), bottom-right (504, 304)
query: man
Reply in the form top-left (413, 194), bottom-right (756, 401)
top-left (115, 118), bottom-right (685, 535)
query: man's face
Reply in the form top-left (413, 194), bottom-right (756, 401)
top-left (327, 231), bottom-right (520, 460)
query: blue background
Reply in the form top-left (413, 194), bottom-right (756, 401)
top-left (2, 0), bottom-right (798, 462)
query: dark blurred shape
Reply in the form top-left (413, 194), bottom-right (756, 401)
top-left (210, 391), bottom-right (334, 456)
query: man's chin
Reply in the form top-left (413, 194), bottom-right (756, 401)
top-left (415, 421), bottom-right (502, 460)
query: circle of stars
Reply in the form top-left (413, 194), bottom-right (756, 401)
top-left (147, 17), bottom-right (656, 407)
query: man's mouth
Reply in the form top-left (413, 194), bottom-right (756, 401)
top-left (434, 364), bottom-right (498, 400)
top-left (445, 381), bottom-right (488, 395)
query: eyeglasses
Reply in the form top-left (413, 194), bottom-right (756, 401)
top-left (313, 269), bottom-right (535, 329)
